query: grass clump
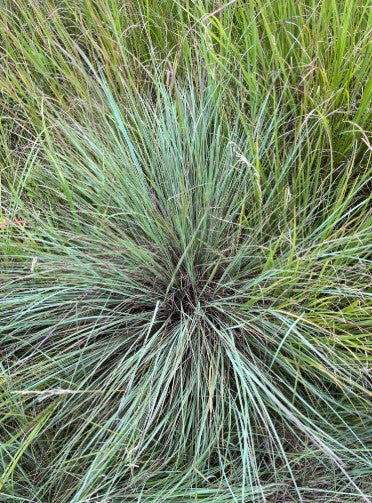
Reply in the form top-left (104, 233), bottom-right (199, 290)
top-left (1, 1), bottom-right (371, 502)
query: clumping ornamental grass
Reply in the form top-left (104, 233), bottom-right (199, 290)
top-left (0, 1), bottom-right (371, 502)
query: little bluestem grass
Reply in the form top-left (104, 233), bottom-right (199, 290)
top-left (0, 1), bottom-right (371, 502)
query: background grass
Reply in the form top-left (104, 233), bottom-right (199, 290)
top-left (0, 1), bottom-right (371, 502)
